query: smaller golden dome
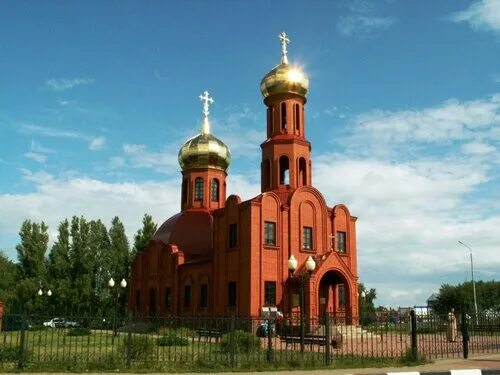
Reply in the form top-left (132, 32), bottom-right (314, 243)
top-left (178, 132), bottom-right (231, 172)
top-left (260, 62), bottom-right (309, 99)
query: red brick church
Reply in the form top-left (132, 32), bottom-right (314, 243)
top-left (129, 33), bottom-right (359, 319)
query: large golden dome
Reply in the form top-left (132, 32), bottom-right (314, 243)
top-left (260, 62), bottom-right (309, 99)
top-left (260, 32), bottom-right (309, 99)
top-left (178, 91), bottom-right (230, 172)
top-left (178, 132), bottom-right (231, 171)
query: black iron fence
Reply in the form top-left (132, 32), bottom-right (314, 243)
top-left (0, 310), bottom-right (499, 371)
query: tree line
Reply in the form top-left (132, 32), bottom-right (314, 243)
top-left (0, 214), bottom-right (157, 317)
top-left (433, 281), bottom-right (500, 315)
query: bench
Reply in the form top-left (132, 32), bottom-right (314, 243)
top-left (280, 334), bottom-right (342, 349)
top-left (196, 328), bottom-right (222, 343)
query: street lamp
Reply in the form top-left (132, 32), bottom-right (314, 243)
top-left (288, 254), bottom-right (316, 352)
top-left (458, 241), bottom-right (479, 325)
top-left (109, 277), bottom-right (127, 338)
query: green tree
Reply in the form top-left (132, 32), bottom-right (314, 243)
top-left (434, 281), bottom-right (500, 315)
top-left (358, 282), bottom-right (377, 325)
top-left (0, 250), bottom-right (18, 313)
top-left (15, 220), bottom-right (49, 313)
top-left (107, 217), bottom-right (130, 317)
top-left (88, 219), bottom-right (110, 316)
top-left (133, 214), bottom-right (157, 254)
top-left (47, 219), bottom-right (71, 314)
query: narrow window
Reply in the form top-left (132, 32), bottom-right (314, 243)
top-left (264, 221), bottom-right (276, 246)
top-left (135, 290), bottom-right (140, 312)
top-left (267, 108), bottom-right (271, 137)
top-left (229, 223), bottom-right (238, 248)
top-left (149, 289), bottom-right (156, 315)
top-left (200, 284), bottom-right (208, 308)
top-left (337, 231), bottom-right (346, 253)
top-left (211, 179), bottom-right (219, 201)
top-left (281, 102), bottom-right (287, 131)
top-left (263, 159), bottom-right (271, 189)
top-left (303, 226), bottom-right (313, 250)
top-left (264, 281), bottom-right (276, 305)
top-left (298, 157), bottom-right (307, 186)
top-left (183, 285), bottom-right (191, 308)
top-left (295, 104), bottom-right (300, 131)
top-left (338, 284), bottom-right (346, 308)
top-left (228, 281), bottom-right (237, 307)
top-left (165, 288), bottom-right (171, 310)
top-left (181, 179), bottom-right (188, 204)
top-left (194, 177), bottom-right (203, 201)
top-left (279, 156), bottom-right (289, 185)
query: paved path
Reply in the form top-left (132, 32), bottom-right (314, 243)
top-left (24, 353), bottom-right (500, 375)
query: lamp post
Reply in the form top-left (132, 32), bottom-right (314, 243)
top-left (108, 277), bottom-right (127, 338)
top-left (458, 241), bottom-right (479, 325)
top-left (37, 288), bottom-right (53, 316)
top-left (288, 254), bottom-right (316, 352)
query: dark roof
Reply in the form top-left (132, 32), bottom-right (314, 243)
top-left (153, 210), bottom-right (213, 256)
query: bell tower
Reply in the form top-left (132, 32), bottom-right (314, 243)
top-left (178, 91), bottom-right (231, 211)
top-left (260, 32), bottom-right (311, 193)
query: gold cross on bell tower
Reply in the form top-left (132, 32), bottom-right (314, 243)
top-left (199, 90), bottom-right (214, 134)
top-left (279, 31), bottom-right (290, 64)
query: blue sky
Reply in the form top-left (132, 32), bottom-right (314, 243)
top-left (1, 0), bottom-right (499, 307)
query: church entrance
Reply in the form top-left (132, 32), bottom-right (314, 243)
top-left (318, 270), bottom-right (351, 323)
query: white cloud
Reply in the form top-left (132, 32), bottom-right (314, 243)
top-left (45, 77), bottom-right (95, 92)
top-left (461, 141), bottom-right (496, 155)
top-left (20, 124), bottom-right (106, 151)
top-left (337, 0), bottom-right (397, 36)
top-left (350, 94), bottom-right (500, 148)
top-left (89, 136), bottom-right (106, 151)
top-left (24, 152), bottom-right (47, 163)
top-left (121, 143), bottom-right (179, 172)
top-left (0, 170), bottom-right (180, 257)
top-left (450, 0), bottom-right (500, 33)
top-left (337, 15), bottom-right (396, 36)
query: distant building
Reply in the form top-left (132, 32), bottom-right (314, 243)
top-left (129, 33), bottom-right (360, 319)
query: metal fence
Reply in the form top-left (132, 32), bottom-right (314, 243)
top-left (1, 310), bottom-right (499, 371)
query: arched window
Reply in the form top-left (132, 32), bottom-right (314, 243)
top-left (299, 157), bottom-right (307, 186)
top-left (181, 179), bottom-right (188, 204)
top-left (194, 177), bottom-right (203, 201)
top-left (279, 156), bottom-right (290, 185)
top-left (211, 179), bottom-right (219, 201)
top-left (295, 104), bottom-right (300, 131)
top-left (267, 108), bottom-right (271, 137)
top-left (281, 102), bottom-right (287, 131)
top-left (263, 159), bottom-right (271, 189)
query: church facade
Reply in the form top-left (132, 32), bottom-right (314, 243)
top-left (129, 33), bottom-right (359, 319)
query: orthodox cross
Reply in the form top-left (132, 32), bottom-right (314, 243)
top-left (199, 90), bottom-right (214, 134)
top-left (279, 31), bottom-right (290, 64)
top-left (199, 90), bottom-right (214, 118)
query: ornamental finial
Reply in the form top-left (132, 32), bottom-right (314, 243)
top-left (199, 90), bottom-right (214, 134)
top-left (279, 31), bottom-right (290, 64)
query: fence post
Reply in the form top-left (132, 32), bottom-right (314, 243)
top-left (461, 309), bottom-right (469, 359)
top-left (126, 310), bottom-right (133, 367)
top-left (229, 314), bottom-right (235, 367)
top-left (18, 311), bottom-right (27, 369)
top-left (410, 310), bottom-right (418, 360)
top-left (266, 318), bottom-right (274, 362)
top-left (325, 314), bottom-right (331, 366)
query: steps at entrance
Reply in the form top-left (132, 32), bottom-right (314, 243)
top-left (314, 324), bottom-right (379, 339)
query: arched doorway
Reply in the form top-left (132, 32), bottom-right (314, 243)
top-left (318, 270), bottom-right (351, 323)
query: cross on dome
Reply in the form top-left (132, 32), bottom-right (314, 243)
top-left (199, 90), bottom-right (214, 134)
top-left (199, 90), bottom-right (214, 118)
top-left (279, 31), bottom-right (290, 64)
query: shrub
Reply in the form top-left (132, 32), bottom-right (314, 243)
top-left (157, 335), bottom-right (189, 346)
top-left (118, 335), bottom-right (155, 361)
top-left (221, 330), bottom-right (260, 354)
top-left (66, 327), bottom-right (91, 336)
top-left (0, 346), bottom-right (24, 362)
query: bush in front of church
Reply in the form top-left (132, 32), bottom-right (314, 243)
top-left (221, 330), bottom-right (260, 354)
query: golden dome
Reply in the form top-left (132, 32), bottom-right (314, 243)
top-left (178, 132), bottom-right (231, 172)
top-left (260, 32), bottom-right (309, 99)
top-left (260, 62), bottom-right (309, 99)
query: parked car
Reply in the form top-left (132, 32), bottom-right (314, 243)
top-left (2, 315), bottom-right (32, 331)
top-left (43, 318), bottom-right (79, 328)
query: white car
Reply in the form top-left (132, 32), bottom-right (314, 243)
top-left (43, 318), bottom-right (78, 328)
